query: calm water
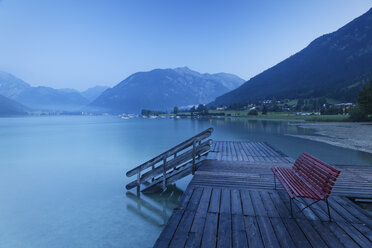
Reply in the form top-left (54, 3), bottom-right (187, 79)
top-left (0, 116), bottom-right (371, 248)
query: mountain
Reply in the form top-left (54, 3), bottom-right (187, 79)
top-left (0, 95), bottom-right (28, 116)
top-left (0, 71), bottom-right (89, 110)
top-left (210, 8), bottom-right (372, 107)
top-left (90, 67), bottom-right (244, 113)
top-left (81, 85), bottom-right (110, 102)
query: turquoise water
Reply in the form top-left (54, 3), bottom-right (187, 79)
top-left (0, 116), bottom-right (371, 248)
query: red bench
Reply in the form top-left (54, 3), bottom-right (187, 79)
top-left (272, 152), bottom-right (341, 221)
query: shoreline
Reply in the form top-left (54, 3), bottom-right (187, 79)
top-left (288, 122), bottom-right (372, 155)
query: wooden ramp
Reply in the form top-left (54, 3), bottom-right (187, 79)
top-left (126, 128), bottom-right (213, 193)
top-left (153, 141), bottom-right (372, 248)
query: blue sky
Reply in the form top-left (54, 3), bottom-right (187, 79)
top-left (0, 0), bottom-right (371, 90)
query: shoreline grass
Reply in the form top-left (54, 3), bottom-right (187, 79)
top-left (165, 111), bottom-right (349, 122)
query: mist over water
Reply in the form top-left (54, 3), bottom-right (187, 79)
top-left (0, 116), bottom-right (371, 247)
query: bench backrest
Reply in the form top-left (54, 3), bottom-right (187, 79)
top-left (293, 152), bottom-right (341, 199)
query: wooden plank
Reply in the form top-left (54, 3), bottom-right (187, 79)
top-left (328, 222), bottom-right (360, 248)
top-left (176, 186), bottom-right (194, 210)
top-left (232, 214), bottom-right (248, 248)
top-left (190, 187), bottom-right (212, 233)
top-left (217, 213), bottom-right (232, 248)
top-left (244, 216), bottom-right (264, 248)
top-left (187, 187), bottom-right (203, 211)
top-left (250, 191), bottom-right (266, 216)
top-left (185, 232), bottom-right (201, 248)
top-left (154, 209), bottom-right (184, 248)
top-left (270, 217), bottom-right (296, 248)
top-left (208, 188), bottom-right (221, 213)
top-left (352, 223), bottom-right (372, 243)
top-left (311, 221), bottom-right (346, 248)
top-left (281, 218), bottom-right (312, 248)
top-left (232, 214), bottom-right (246, 232)
top-left (337, 221), bottom-right (372, 247)
top-left (260, 191), bottom-right (280, 218)
top-left (300, 198), bottom-right (329, 222)
top-left (241, 142), bottom-right (254, 162)
top-left (256, 216), bottom-right (280, 248)
top-left (240, 190), bottom-right (255, 216)
top-left (328, 197), bottom-right (360, 223)
top-left (268, 191), bottom-right (290, 218)
top-left (236, 142), bottom-right (248, 161)
top-left (295, 219), bottom-right (328, 247)
top-left (169, 210), bottom-right (196, 248)
top-left (201, 213), bottom-right (218, 248)
top-left (231, 189), bottom-right (242, 215)
top-left (333, 196), bottom-right (372, 226)
top-left (220, 188), bottom-right (231, 214)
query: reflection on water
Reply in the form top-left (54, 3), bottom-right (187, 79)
top-left (126, 185), bottom-right (184, 227)
top-left (0, 116), bottom-right (371, 248)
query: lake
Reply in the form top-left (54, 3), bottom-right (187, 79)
top-left (0, 116), bottom-right (371, 248)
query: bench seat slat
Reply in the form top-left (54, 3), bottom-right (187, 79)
top-left (271, 168), bottom-right (295, 199)
top-left (295, 158), bottom-right (336, 183)
top-left (294, 163), bottom-right (334, 193)
top-left (302, 153), bottom-right (340, 176)
top-left (296, 157), bottom-right (338, 182)
top-left (294, 164), bottom-right (333, 194)
top-left (273, 167), bottom-right (324, 200)
top-left (280, 168), bottom-right (318, 199)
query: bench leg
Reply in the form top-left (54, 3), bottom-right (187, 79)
top-left (290, 197), bottom-right (293, 218)
top-left (274, 174), bottom-right (277, 190)
top-left (326, 198), bottom-right (332, 222)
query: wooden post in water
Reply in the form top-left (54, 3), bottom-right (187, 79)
top-left (162, 154), bottom-right (167, 190)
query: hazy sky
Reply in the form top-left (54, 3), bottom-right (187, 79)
top-left (0, 0), bottom-right (371, 90)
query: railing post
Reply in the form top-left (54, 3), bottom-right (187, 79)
top-left (192, 140), bottom-right (196, 175)
top-left (137, 171), bottom-right (141, 195)
top-left (162, 154), bottom-right (167, 190)
top-left (198, 139), bottom-right (202, 159)
top-left (151, 164), bottom-right (155, 182)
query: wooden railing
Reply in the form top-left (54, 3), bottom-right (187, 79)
top-left (126, 128), bottom-right (213, 192)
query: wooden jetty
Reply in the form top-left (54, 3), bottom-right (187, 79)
top-left (126, 130), bottom-right (372, 247)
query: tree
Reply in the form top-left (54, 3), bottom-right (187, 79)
top-left (262, 105), bottom-right (267, 115)
top-left (296, 98), bottom-right (304, 111)
top-left (349, 106), bottom-right (368, 122)
top-left (196, 104), bottom-right (208, 114)
top-left (358, 81), bottom-right (372, 115)
top-left (190, 106), bottom-right (196, 116)
top-left (173, 106), bottom-right (179, 115)
top-left (248, 109), bottom-right (258, 115)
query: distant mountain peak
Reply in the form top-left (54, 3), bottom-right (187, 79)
top-left (90, 67), bottom-right (244, 113)
top-left (81, 85), bottom-right (109, 102)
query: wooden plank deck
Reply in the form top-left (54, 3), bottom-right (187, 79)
top-left (153, 141), bottom-right (372, 247)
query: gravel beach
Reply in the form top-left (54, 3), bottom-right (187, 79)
top-left (288, 122), bottom-right (372, 154)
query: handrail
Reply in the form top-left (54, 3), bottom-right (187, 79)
top-left (126, 128), bottom-right (214, 191)
top-left (126, 128), bottom-right (213, 177)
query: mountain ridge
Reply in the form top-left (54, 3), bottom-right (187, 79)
top-left (209, 8), bottom-right (372, 107)
top-left (0, 71), bottom-right (110, 111)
